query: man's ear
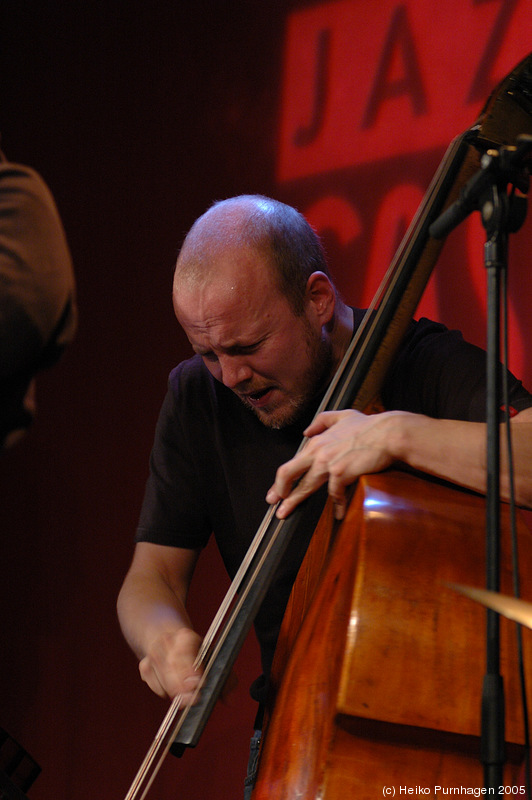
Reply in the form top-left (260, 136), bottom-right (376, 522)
top-left (305, 271), bottom-right (336, 326)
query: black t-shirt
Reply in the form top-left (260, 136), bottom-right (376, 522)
top-left (136, 313), bottom-right (532, 701)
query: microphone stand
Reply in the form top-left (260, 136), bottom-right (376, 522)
top-left (430, 134), bottom-right (532, 790)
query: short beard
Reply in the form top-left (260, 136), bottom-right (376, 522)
top-left (252, 322), bottom-right (334, 430)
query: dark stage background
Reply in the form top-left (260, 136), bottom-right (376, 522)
top-left (0, 2), bottom-right (531, 798)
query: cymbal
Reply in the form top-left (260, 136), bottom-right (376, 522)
top-left (447, 583), bottom-right (532, 630)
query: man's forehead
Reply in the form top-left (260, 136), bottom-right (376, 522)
top-left (174, 241), bottom-right (275, 295)
top-left (174, 276), bottom-right (269, 325)
top-left (175, 288), bottom-right (274, 353)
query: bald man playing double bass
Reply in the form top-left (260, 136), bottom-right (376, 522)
top-left (117, 195), bottom-right (532, 797)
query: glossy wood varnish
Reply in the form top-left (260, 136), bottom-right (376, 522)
top-left (252, 472), bottom-right (532, 798)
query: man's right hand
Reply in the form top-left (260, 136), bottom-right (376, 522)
top-left (139, 627), bottom-right (203, 702)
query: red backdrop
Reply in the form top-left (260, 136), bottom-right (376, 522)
top-left (0, 2), bottom-right (530, 799)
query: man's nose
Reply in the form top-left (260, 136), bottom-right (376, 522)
top-left (218, 355), bottom-right (253, 389)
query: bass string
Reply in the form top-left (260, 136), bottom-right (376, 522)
top-left (317, 133), bottom-right (468, 418)
top-left (124, 508), bottom-right (289, 800)
top-left (124, 133), bottom-right (468, 800)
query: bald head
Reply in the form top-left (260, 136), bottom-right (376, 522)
top-left (171, 196), bottom-right (354, 427)
top-left (173, 195), bottom-right (332, 315)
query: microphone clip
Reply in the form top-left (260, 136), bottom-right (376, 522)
top-left (429, 134), bottom-right (532, 240)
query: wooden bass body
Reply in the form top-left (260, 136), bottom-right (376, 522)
top-left (252, 471), bottom-right (532, 798)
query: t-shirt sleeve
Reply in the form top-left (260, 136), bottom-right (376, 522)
top-left (382, 317), bottom-right (532, 421)
top-left (136, 377), bottom-right (212, 550)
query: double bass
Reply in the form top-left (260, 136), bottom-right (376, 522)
top-left (124, 53), bottom-right (532, 799)
top-left (251, 53), bottom-right (532, 799)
